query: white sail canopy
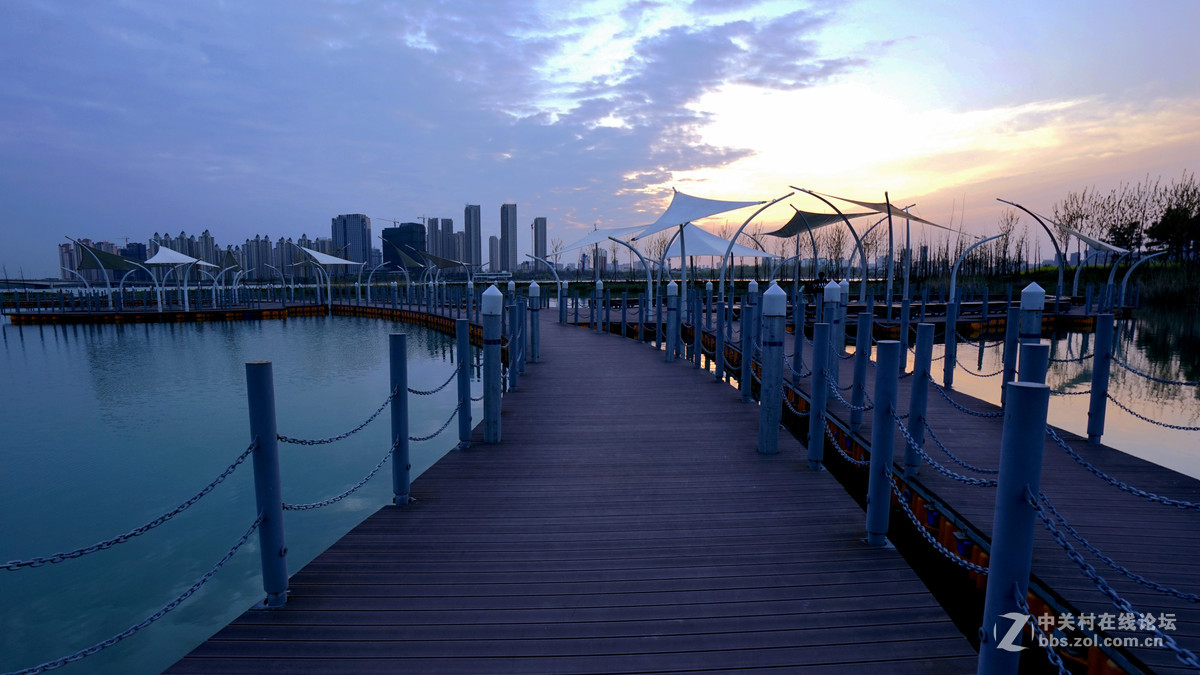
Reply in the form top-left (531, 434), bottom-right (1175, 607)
top-left (557, 225), bottom-right (645, 255)
top-left (663, 224), bottom-right (775, 259)
top-left (633, 189), bottom-right (764, 240)
top-left (144, 245), bottom-right (217, 267)
top-left (300, 246), bottom-right (365, 266)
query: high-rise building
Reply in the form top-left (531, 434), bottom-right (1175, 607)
top-left (500, 203), bottom-right (517, 272)
top-left (331, 214), bottom-right (371, 263)
top-left (440, 218), bottom-right (455, 261)
top-left (382, 223), bottom-right (425, 272)
top-left (453, 232), bottom-right (465, 262)
top-left (531, 216), bottom-right (547, 274)
top-left (488, 235), bottom-right (500, 273)
top-left (427, 217), bottom-right (440, 257)
top-left (464, 204), bottom-right (481, 267)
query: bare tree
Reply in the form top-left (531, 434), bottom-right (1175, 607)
top-left (549, 237), bottom-right (564, 268)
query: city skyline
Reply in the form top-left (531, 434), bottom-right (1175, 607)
top-left (3, 1), bottom-right (1198, 278)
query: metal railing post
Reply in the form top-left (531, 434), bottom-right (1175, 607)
top-left (1087, 313), bottom-right (1114, 444)
top-left (792, 296), bottom-right (805, 390)
top-left (1018, 342), bottom-right (1049, 385)
top-left (899, 296), bottom-right (911, 374)
top-left (666, 281), bottom-right (679, 363)
top-left (705, 281), bottom-right (713, 331)
top-left (528, 283), bottom-right (541, 363)
top-left (865, 340), bottom-right (900, 546)
top-left (715, 300), bottom-right (726, 381)
top-left (245, 361), bottom-right (289, 607)
top-left (518, 297), bottom-right (527, 375)
top-left (850, 312), bottom-right (872, 432)
top-left (943, 301), bottom-right (958, 388)
top-left (456, 319), bottom-right (471, 449)
top-left (905, 323), bottom-right (935, 477)
top-left (482, 286), bottom-right (502, 443)
top-left (389, 334), bottom-right (411, 502)
top-left (757, 285), bottom-right (786, 454)
top-left (823, 281), bottom-right (841, 390)
top-left (621, 289), bottom-right (628, 338)
top-left (1001, 306), bottom-right (1020, 406)
top-left (977, 381), bottom-right (1051, 673)
top-left (508, 300), bottom-right (521, 391)
top-left (1019, 282), bottom-right (1045, 345)
top-left (739, 293), bottom-right (752, 400)
top-left (807, 323), bottom-right (830, 470)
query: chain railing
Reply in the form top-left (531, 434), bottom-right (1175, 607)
top-left (924, 423), bottom-right (998, 475)
top-left (1046, 426), bottom-right (1200, 510)
top-left (1035, 492), bottom-right (1200, 603)
top-left (1028, 488), bottom-right (1200, 670)
top-left (929, 375), bottom-right (1004, 418)
top-left (955, 358), bottom-right (1004, 378)
top-left (284, 441), bottom-right (398, 511)
top-left (1048, 352), bottom-right (1093, 364)
top-left (6, 515), bottom-right (262, 675)
top-left (1111, 354), bottom-right (1200, 387)
top-left (892, 412), bottom-right (997, 487)
top-left (1105, 394), bottom-right (1200, 431)
top-left (825, 371), bottom-right (872, 411)
top-left (889, 475), bottom-right (989, 575)
top-left (4, 441), bottom-right (256, 572)
top-left (1012, 586), bottom-right (1072, 675)
top-left (825, 419), bottom-right (869, 467)
top-left (409, 400), bottom-right (464, 443)
top-left (277, 389), bottom-right (397, 445)
top-left (408, 362), bottom-right (463, 396)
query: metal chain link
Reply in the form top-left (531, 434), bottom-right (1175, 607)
top-left (284, 441), bottom-right (397, 511)
top-left (409, 362), bottom-right (463, 396)
top-left (925, 423), bottom-right (998, 474)
top-left (889, 474), bottom-right (989, 574)
top-left (6, 515), bottom-right (262, 674)
top-left (1028, 489), bottom-right (1200, 669)
top-left (892, 412), bottom-right (997, 487)
top-left (4, 441), bottom-right (256, 571)
top-left (782, 390), bottom-right (809, 417)
top-left (955, 331), bottom-right (1005, 349)
top-left (1048, 352), bottom-right (1093, 364)
top-left (1046, 426), bottom-right (1200, 509)
top-left (1036, 492), bottom-right (1200, 603)
top-left (277, 389), bottom-right (396, 445)
top-left (1106, 394), bottom-right (1200, 431)
top-left (826, 419), bottom-right (869, 466)
top-left (955, 358), bottom-right (1004, 377)
top-left (929, 375), bottom-right (1004, 418)
top-left (1011, 585), bottom-right (1072, 675)
top-left (825, 371), bottom-right (872, 411)
top-left (1050, 388), bottom-right (1091, 396)
top-left (1111, 354), bottom-right (1200, 387)
top-left (410, 401), bottom-right (463, 442)
top-left (783, 353), bottom-right (811, 377)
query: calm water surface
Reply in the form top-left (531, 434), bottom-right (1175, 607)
top-left (1, 316), bottom-right (480, 674)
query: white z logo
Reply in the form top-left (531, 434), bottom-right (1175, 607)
top-left (994, 612), bottom-right (1029, 652)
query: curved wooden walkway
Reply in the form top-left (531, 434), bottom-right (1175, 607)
top-left (169, 311), bottom-right (975, 673)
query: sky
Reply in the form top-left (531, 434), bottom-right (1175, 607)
top-left (2, 0), bottom-right (1198, 278)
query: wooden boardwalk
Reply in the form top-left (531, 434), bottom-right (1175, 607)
top-left (170, 309), bottom-right (976, 673)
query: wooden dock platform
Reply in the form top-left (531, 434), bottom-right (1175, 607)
top-left (168, 310), bottom-right (977, 673)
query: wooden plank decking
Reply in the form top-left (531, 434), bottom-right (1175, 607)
top-left (169, 309), bottom-right (976, 673)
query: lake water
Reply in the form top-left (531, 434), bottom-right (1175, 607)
top-left (0, 316), bottom-right (480, 674)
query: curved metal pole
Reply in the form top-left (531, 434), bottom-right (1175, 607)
top-left (526, 254), bottom-right (562, 287)
top-left (67, 237), bottom-right (114, 304)
top-left (997, 199), bottom-right (1066, 312)
top-left (950, 233), bottom-right (1007, 303)
top-left (1071, 249), bottom-right (1106, 296)
top-left (717, 192), bottom-right (793, 305)
top-left (770, 254), bottom-right (801, 282)
top-left (791, 207), bottom-right (821, 286)
top-left (60, 267), bottom-right (90, 289)
top-left (790, 188), bottom-right (868, 302)
top-left (607, 237), bottom-right (658, 309)
top-left (1118, 251), bottom-right (1165, 308)
top-left (265, 264), bottom-right (288, 306)
top-left (365, 262), bottom-right (387, 303)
